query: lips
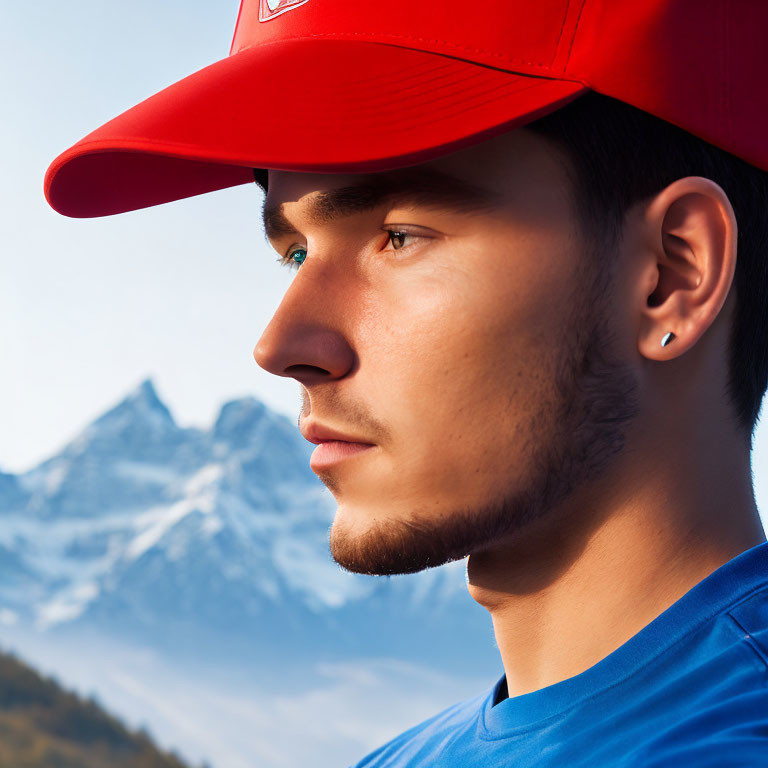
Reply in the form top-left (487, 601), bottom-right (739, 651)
top-left (300, 421), bottom-right (375, 447)
top-left (309, 440), bottom-right (376, 470)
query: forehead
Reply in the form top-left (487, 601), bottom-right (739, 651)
top-left (261, 128), bottom-right (568, 240)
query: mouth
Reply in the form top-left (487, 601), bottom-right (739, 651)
top-left (309, 440), bottom-right (376, 470)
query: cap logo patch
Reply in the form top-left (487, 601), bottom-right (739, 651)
top-left (259, 0), bottom-right (310, 22)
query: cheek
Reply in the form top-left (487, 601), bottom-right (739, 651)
top-left (355, 233), bottom-right (573, 503)
top-left (372, 229), bottom-right (570, 393)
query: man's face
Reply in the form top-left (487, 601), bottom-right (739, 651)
top-left (254, 127), bottom-right (639, 575)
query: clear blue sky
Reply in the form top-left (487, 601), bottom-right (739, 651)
top-left (2, 1), bottom-right (299, 472)
top-left (2, 2), bottom-right (767, 532)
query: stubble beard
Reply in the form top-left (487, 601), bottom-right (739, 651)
top-left (329, 248), bottom-right (641, 576)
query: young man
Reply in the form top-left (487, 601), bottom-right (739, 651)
top-left (45, 1), bottom-right (768, 765)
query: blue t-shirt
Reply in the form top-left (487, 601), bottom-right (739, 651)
top-left (351, 541), bottom-right (768, 767)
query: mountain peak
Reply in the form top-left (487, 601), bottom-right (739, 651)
top-left (213, 396), bottom-right (267, 441)
top-left (77, 377), bottom-right (178, 449)
top-left (117, 377), bottom-right (175, 425)
top-left (130, 377), bottom-right (164, 408)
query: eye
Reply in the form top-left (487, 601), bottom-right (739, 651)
top-left (275, 245), bottom-right (307, 272)
top-left (381, 228), bottom-right (427, 255)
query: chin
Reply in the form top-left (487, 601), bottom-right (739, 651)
top-left (327, 503), bottom-right (484, 577)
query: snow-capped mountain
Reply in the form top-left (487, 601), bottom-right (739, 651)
top-left (0, 379), bottom-right (502, 767)
top-left (0, 379), bottom-right (495, 671)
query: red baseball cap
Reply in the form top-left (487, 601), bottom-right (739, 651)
top-left (44, 0), bottom-right (768, 218)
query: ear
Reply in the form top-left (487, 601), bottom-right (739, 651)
top-left (635, 176), bottom-right (737, 361)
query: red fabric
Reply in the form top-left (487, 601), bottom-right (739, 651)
top-left (567, 0), bottom-right (768, 171)
top-left (44, 0), bottom-right (768, 218)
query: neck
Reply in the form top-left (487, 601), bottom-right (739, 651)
top-left (466, 425), bottom-right (765, 700)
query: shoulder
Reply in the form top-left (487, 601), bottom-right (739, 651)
top-left (673, 581), bottom-right (768, 693)
top-left (632, 601), bottom-right (768, 768)
top-left (636, 732), bottom-right (768, 768)
top-left (349, 688), bottom-right (489, 768)
top-left (726, 580), bottom-right (768, 668)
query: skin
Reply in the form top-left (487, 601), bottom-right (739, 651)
top-left (253, 127), bottom-right (766, 699)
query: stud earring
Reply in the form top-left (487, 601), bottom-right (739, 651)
top-left (661, 332), bottom-right (676, 347)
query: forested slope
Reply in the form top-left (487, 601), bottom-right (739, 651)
top-left (0, 646), bottom-right (204, 768)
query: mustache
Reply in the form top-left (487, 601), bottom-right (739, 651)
top-left (296, 387), bottom-right (386, 445)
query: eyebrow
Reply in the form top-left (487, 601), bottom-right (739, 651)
top-left (260, 166), bottom-right (504, 241)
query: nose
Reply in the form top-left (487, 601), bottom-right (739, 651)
top-left (253, 266), bottom-right (356, 387)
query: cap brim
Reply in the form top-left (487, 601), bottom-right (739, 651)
top-left (44, 38), bottom-right (588, 218)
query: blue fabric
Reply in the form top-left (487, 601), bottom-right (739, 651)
top-left (351, 541), bottom-right (768, 767)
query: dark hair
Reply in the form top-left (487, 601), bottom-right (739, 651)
top-left (526, 91), bottom-right (768, 449)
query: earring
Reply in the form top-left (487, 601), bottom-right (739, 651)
top-left (661, 332), bottom-right (676, 347)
